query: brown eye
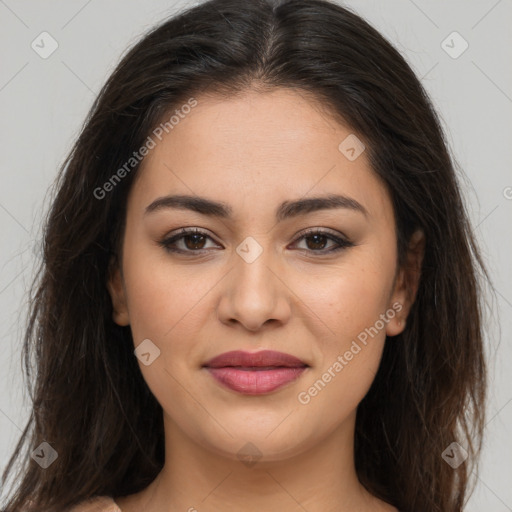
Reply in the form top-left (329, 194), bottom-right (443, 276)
top-left (182, 233), bottom-right (207, 250)
top-left (303, 233), bottom-right (331, 250)
top-left (292, 230), bottom-right (354, 254)
top-left (159, 228), bottom-right (353, 256)
top-left (160, 228), bottom-right (219, 254)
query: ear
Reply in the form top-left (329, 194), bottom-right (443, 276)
top-left (386, 229), bottom-right (425, 337)
top-left (106, 257), bottom-right (130, 326)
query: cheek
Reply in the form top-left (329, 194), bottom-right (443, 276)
top-left (120, 254), bottom-right (210, 416)
top-left (294, 274), bottom-right (390, 430)
top-left (121, 239), bottom-right (211, 344)
top-left (292, 255), bottom-right (394, 409)
top-left (297, 259), bottom-right (394, 346)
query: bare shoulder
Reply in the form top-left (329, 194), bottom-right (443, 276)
top-left (68, 496), bottom-right (120, 512)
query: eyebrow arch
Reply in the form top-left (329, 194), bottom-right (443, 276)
top-left (144, 193), bottom-right (368, 221)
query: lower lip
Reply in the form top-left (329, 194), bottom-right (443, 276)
top-left (205, 367), bottom-right (308, 395)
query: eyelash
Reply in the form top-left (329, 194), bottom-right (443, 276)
top-left (158, 227), bottom-right (354, 256)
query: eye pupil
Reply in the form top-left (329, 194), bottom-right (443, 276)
top-left (185, 234), bottom-right (206, 250)
top-left (306, 234), bottom-right (327, 250)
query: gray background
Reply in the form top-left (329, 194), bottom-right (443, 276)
top-left (0, 0), bottom-right (511, 509)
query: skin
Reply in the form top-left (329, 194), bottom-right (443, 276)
top-left (108, 88), bottom-right (424, 512)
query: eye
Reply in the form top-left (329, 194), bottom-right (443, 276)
top-left (159, 227), bottom-right (354, 255)
top-left (290, 228), bottom-right (354, 254)
top-left (159, 228), bottom-right (219, 253)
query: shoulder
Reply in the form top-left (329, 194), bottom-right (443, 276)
top-left (68, 496), bottom-right (120, 512)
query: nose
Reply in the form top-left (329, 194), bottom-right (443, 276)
top-left (216, 243), bottom-right (292, 333)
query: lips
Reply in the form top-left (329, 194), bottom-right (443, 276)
top-left (203, 350), bottom-right (308, 369)
top-left (203, 350), bottom-right (309, 395)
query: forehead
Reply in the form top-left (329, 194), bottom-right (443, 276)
top-left (129, 88), bottom-right (392, 223)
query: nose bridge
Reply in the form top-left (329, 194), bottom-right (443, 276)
top-left (217, 234), bottom-right (290, 331)
top-left (234, 234), bottom-right (278, 305)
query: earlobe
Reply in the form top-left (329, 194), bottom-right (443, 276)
top-left (386, 313), bottom-right (406, 337)
top-left (386, 229), bottom-right (425, 337)
top-left (106, 259), bottom-right (130, 326)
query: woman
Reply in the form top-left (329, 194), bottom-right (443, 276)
top-left (0, 0), bottom-right (488, 511)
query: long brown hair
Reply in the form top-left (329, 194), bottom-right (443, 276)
top-left (1, 1), bottom-right (488, 510)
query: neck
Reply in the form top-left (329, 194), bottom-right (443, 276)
top-left (120, 409), bottom-right (395, 512)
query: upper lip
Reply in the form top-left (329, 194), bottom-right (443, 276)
top-left (203, 350), bottom-right (308, 368)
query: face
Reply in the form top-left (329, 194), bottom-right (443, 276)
top-left (107, 88), bottom-right (422, 463)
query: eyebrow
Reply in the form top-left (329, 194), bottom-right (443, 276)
top-left (144, 193), bottom-right (368, 221)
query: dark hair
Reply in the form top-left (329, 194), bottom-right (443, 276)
top-left (1, 0), bottom-right (488, 510)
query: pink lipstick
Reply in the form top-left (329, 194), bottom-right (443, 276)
top-left (203, 350), bottom-right (308, 395)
